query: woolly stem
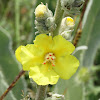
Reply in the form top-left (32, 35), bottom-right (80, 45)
top-left (35, 85), bottom-right (48, 100)
top-left (53, 0), bottom-right (64, 36)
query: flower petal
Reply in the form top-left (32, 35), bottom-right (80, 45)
top-left (54, 55), bottom-right (79, 79)
top-left (15, 44), bottom-right (44, 71)
top-left (53, 35), bottom-right (75, 57)
top-left (34, 34), bottom-right (53, 52)
top-left (15, 46), bottom-right (22, 63)
top-left (29, 64), bottom-right (59, 85)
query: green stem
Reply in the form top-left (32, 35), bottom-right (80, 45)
top-left (53, 0), bottom-right (64, 36)
top-left (35, 85), bottom-right (48, 100)
top-left (82, 83), bottom-right (86, 100)
top-left (15, 0), bottom-right (20, 47)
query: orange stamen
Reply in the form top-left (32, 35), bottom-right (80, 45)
top-left (43, 62), bottom-right (46, 64)
top-left (51, 58), bottom-right (53, 60)
top-left (52, 64), bottom-right (55, 66)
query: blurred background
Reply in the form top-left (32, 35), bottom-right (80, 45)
top-left (0, 0), bottom-right (100, 100)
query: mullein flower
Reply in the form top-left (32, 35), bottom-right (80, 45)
top-left (15, 34), bottom-right (79, 85)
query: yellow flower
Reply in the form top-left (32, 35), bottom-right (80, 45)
top-left (15, 34), bottom-right (79, 85)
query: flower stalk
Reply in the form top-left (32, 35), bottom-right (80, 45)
top-left (15, 0), bottom-right (20, 47)
top-left (35, 85), bottom-right (48, 100)
top-left (53, 0), bottom-right (64, 36)
top-left (0, 70), bottom-right (25, 100)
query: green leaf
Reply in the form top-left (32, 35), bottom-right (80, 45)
top-left (0, 27), bottom-right (26, 100)
top-left (78, 0), bottom-right (100, 67)
top-left (54, 78), bottom-right (83, 100)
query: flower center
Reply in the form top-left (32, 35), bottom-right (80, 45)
top-left (43, 53), bottom-right (56, 66)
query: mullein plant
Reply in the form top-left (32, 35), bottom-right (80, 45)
top-left (15, 0), bottom-right (84, 99)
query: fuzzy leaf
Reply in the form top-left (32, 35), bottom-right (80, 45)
top-left (0, 27), bottom-right (26, 100)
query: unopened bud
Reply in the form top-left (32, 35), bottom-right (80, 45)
top-left (59, 17), bottom-right (74, 39)
top-left (61, 30), bottom-right (73, 40)
top-left (35, 3), bottom-right (56, 34)
top-left (60, 17), bottom-right (75, 31)
top-left (35, 3), bottom-right (53, 20)
top-left (66, 17), bottom-right (75, 29)
top-left (61, 0), bottom-right (84, 15)
top-left (35, 4), bottom-right (47, 18)
top-left (45, 17), bottom-right (57, 32)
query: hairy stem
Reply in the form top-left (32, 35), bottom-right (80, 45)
top-left (53, 0), bottom-right (64, 36)
top-left (35, 85), bottom-right (48, 100)
top-left (0, 70), bottom-right (25, 100)
top-left (15, 0), bottom-right (20, 47)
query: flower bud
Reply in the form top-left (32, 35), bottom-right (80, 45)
top-left (60, 17), bottom-right (74, 31)
top-left (66, 17), bottom-right (75, 28)
top-left (61, 30), bottom-right (72, 40)
top-left (45, 17), bottom-right (57, 32)
top-left (59, 17), bottom-right (74, 39)
top-left (35, 3), bottom-right (56, 34)
top-left (61, 0), bottom-right (84, 15)
top-left (35, 3), bottom-right (53, 20)
top-left (35, 4), bottom-right (47, 18)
